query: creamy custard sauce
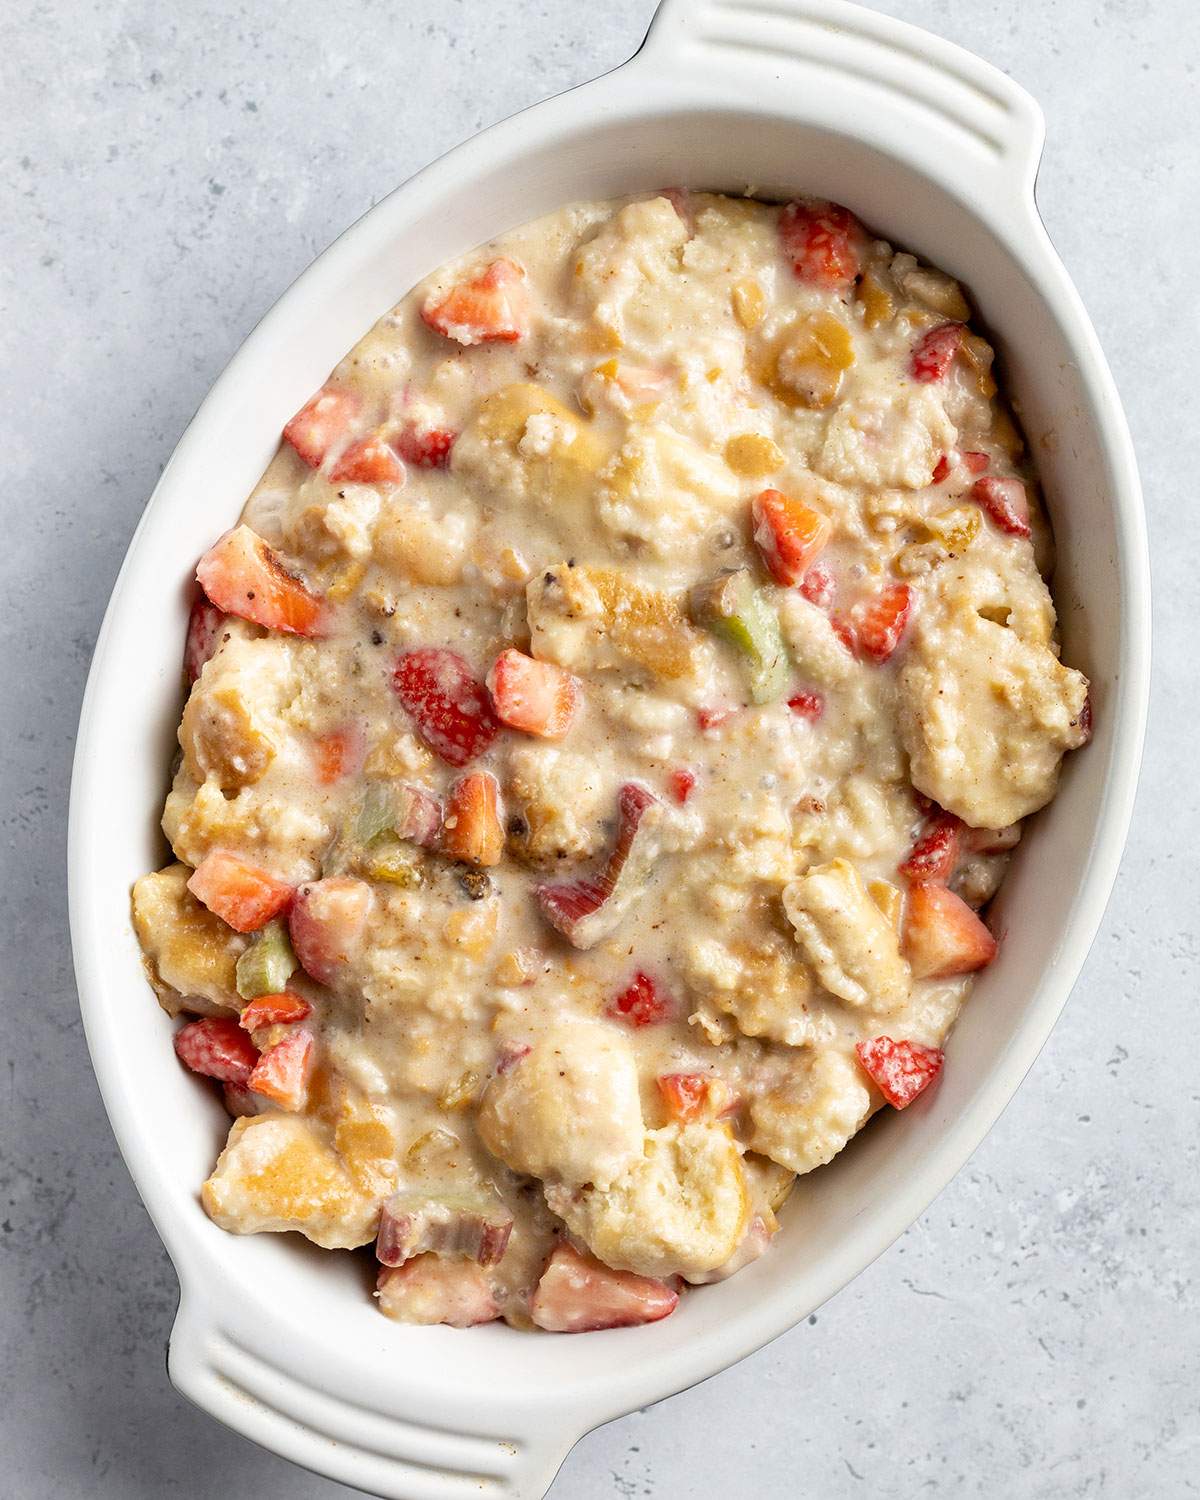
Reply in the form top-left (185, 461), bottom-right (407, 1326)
top-left (132, 193), bottom-right (1090, 1332)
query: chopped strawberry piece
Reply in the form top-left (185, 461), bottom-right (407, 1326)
top-left (376, 1194), bottom-right (514, 1269)
top-left (962, 450), bottom-right (990, 474)
top-left (421, 257), bottom-right (531, 346)
top-left (247, 1027), bottom-right (314, 1112)
top-left (931, 453), bottom-right (951, 484)
top-left (971, 475), bottom-right (1032, 538)
top-left (313, 724), bottom-right (364, 785)
top-left (186, 851), bottom-right (293, 933)
top-left (856, 1035), bottom-right (945, 1109)
top-left (899, 811), bottom-right (963, 884)
top-left (910, 322), bottom-right (965, 382)
top-left (196, 525), bottom-right (326, 637)
top-left (283, 385), bottom-right (360, 468)
top-left (487, 649), bottom-right (580, 740)
top-left (395, 783), bottom-right (443, 847)
top-left (536, 783), bottom-right (663, 949)
top-left (830, 611), bottom-right (857, 653)
top-left (751, 487), bottom-right (833, 587)
top-left (530, 1242), bottom-right (678, 1333)
top-left (852, 583), bottom-right (913, 662)
top-left (392, 647), bottom-right (500, 767)
top-left (238, 991), bottom-right (312, 1030)
top-left (328, 433), bottom-right (404, 486)
top-left (779, 199), bottom-right (864, 287)
top-left (904, 883), bottom-right (998, 979)
top-left (697, 705), bottom-right (737, 731)
top-left (393, 422), bottom-right (457, 469)
top-left (443, 771), bottom-right (504, 867)
top-left (800, 562), bottom-right (835, 610)
top-left (183, 595), bottom-right (227, 685)
top-left (376, 1256), bottom-right (500, 1327)
top-left (788, 691), bottom-right (824, 722)
top-left (656, 1071), bottom-right (732, 1123)
top-left (174, 1016), bottom-right (259, 1087)
top-left (608, 971), bottom-right (672, 1028)
top-left (668, 767), bottom-right (697, 804)
top-left (288, 877), bottom-right (372, 985)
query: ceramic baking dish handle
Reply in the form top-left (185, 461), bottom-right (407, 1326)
top-left (169, 1292), bottom-right (578, 1500)
top-left (639, 0), bottom-right (1045, 207)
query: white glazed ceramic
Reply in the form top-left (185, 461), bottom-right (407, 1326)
top-left (68, 1), bottom-right (1150, 1496)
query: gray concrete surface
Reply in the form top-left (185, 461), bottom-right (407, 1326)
top-left (1, 1), bottom-right (1195, 1495)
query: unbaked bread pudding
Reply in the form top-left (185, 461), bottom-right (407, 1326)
top-left (132, 193), bottom-right (1090, 1332)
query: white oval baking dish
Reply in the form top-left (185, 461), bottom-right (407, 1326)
top-left (68, 1), bottom-right (1150, 1496)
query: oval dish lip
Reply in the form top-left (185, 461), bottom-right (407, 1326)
top-left (67, 2), bottom-right (1150, 1495)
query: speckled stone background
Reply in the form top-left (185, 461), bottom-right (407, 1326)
top-left (1, 0), bottom-right (1195, 1495)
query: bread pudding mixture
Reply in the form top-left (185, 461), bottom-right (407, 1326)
top-left (132, 193), bottom-right (1090, 1332)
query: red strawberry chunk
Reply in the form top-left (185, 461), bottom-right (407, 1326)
top-left (487, 649), bottom-right (580, 739)
top-left (607, 970), bottom-right (672, 1028)
top-left (283, 385), bottom-right (360, 468)
top-left (779, 200), bottom-right (864, 287)
top-left (183, 595), bottom-right (227, 685)
top-left (852, 583), bottom-right (913, 662)
top-left (530, 1242), bottom-right (678, 1333)
top-left (313, 724), bottom-right (364, 785)
top-left (668, 768), bottom-right (696, 804)
top-left (238, 991), bottom-right (312, 1031)
top-left (800, 562), bottom-right (835, 610)
top-left (174, 1016), bottom-right (259, 1087)
top-left (328, 434), bottom-right (404, 486)
top-left (697, 705), bottom-right (737, 731)
top-left (931, 453), bottom-right (951, 484)
top-left (421, 257), bottom-right (531, 346)
top-left (395, 783), bottom-right (443, 847)
top-left (904, 882), bottom-right (998, 979)
top-left (788, 691), bottom-right (824, 722)
top-left (443, 770), bottom-right (504, 867)
top-left (186, 851), bottom-right (293, 933)
top-left (377, 1256), bottom-right (500, 1327)
top-left (962, 450), bottom-right (990, 474)
top-left (247, 1028), bottom-right (314, 1112)
top-left (196, 525), bottom-right (327, 637)
top-left (394, 423), bottom-right (457, 469)
top-left (656, 1072), bottom-right (733, 1123)
top-left (751, 487), bottom-right (833, 587)
top-left (289, 877), bottom-right (372, 985)
top-left (536, 783), bottom-right (662, 949)
top-left (971, 475), bottom-right (1032, 538)
top-left (910, 322), bottom-right (965, 382)
top-left (856, 1035), bottom-right (945, 1109)
top-left (393, 647), bottom-right (500, 767)
top-left (899, 811), bottom-right (963, 884)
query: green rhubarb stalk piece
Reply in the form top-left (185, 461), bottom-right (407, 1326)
top-left (691, 568), bottom-right (790, 703)
top-left (235, 919), bottom-right (298, 999)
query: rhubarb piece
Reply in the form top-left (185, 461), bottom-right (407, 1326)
top-left (856, 1035), bottom-right (944, 1108)
top-left (174, 1016), bottom-right (259, 1087)
top-left (375, 1192), bottom-right (514, 1268)
top-left (289, 877), bottom-right (372, 985)
top-left (196, 525), bottom-right (326, 636)
top-left (535, 783), bottom-right (663, 949)
top-left (328, 433), bottom-right (404, 486)
top-left (530, 1242), bottom-right (678, 1334)
top-left (668, 767), bottom-right (696, 804)
top-left (487, 649), bottom-right (580, 739)
top-left (607, 971), bottom-right (673, 1028)
top-left (283, 385), bottom-right (360, 468)
top-left (691, 569), bottom-right (789, 704)
top-left (779, 199), bottom-right (864, 287)
top-left (904, 883), bottom-right (998, 979)
top-left (421, 257), bottom-right (531, 346)
top-left (238, 991), bottom-right (311, 1031)
top-left (376, 1256), bottom-right (500, 1327)
top-left (443, 771), bottom-right (504, 867)
top-left (752, 488), bottom-right (833, 586)
top-left (899, 810), bottom-right (963, 885)
top-left (247, 1028), bottom-right (314, 1112)
top-left (187, 851), bottom-right (293, 934)
top-left (392, 647), bottom-right (500, 766)
top-left (235, 919), bottom-right (298, 999)
top-left (183, 595), bottom-right (226, 685)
